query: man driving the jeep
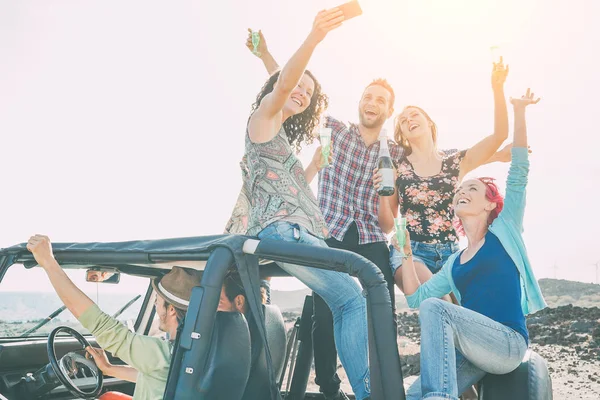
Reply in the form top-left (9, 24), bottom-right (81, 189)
top-left (27, 234), bottom-right (202, 400)
top-left (87, 269), bottom-right (253, 392)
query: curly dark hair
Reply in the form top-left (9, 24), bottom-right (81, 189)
top-left (250, 69), bottom-right (329, 153)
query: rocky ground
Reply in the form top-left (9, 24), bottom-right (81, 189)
top-left (527, 305), bottom-right (600, 399)
top-left (395, 305), bottom-right (600, 399)
top-left (285, 305), bottom-right (600, 398)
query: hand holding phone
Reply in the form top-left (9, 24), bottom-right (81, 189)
top-left (337, 1), bottom-right (363, 21)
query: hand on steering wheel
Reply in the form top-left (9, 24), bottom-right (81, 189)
top-left (47, 326), bottom-right (103, 399)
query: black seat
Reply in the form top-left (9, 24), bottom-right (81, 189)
top-left (264, 304), bottom-right (287, 377)
top-left (198, 311), bottom-right (252, 400)
top-left (479, 350), bottom-right (553, 400)
top-left (242, 304), bottom-right (287, 400)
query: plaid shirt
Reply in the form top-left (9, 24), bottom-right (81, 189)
top-left (318, 116), bottom-right (403, 244)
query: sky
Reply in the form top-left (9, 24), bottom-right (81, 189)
top-left (1, 0), bottom-right (599, 292)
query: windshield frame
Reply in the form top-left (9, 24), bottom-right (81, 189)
top-left (0, 263), bottom-right (155, 341)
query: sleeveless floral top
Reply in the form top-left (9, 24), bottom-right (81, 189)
top-left (395, 149), bottom-right (467, 244)
top-left (244, 126), bottom-right (329, 238)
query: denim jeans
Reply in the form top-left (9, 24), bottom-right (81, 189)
top-left (407, 298), bottom-right (527, 400)
top-left (390, 241), bottom-right (459, 275)
top-left (312, 222), bottom-right (395, 396)
top-left (257, 221), bottom-right (370, 399)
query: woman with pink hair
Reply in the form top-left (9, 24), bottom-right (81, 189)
top-left (400, 89), bottom-right (546, 400)
top-left (374, 61), bottom-right (512, 299)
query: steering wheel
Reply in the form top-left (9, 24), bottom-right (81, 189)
top-left (47, 326), bottom-right (103, 399)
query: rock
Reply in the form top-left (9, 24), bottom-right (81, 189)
top-left (400, 353), bottom-right (421, 377)
top-left (571, 320), bottom-right (596, 333)
top-left (528, 315), bottom-right (553, 326)
top-left (542, 335), bottom-right (558, 345)
top-left (592, 327), bottom-right (600, 343)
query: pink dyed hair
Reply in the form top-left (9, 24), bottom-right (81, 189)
top-left (453, 177), bottom-right (504, 236)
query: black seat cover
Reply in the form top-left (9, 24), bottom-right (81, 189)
top-left (479, 350), bottom-right (553, 400)
top-left (242, 304), bottom-right (287, 400)
top-left (198, 311), bottom-right (251, 400)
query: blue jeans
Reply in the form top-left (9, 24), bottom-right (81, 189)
top-left (390, 241), bottom-right (459, 275)
top-left (257, 221), bottom-right (370, 399)
top-left (406, 298), bottom-right (527, 400)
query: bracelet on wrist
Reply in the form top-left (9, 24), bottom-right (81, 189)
top-left (402, 252), bottom-right (412, 259)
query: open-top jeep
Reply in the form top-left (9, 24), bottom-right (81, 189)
top-left (0, 234), bottom-right (551, 399)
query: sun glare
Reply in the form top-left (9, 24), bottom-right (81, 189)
top-left (359, 0), bottom-right (526, 61)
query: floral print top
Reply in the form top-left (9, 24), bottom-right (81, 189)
top-left (395, 149), bottom-right (467, 244)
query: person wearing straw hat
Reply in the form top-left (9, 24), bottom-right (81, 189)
top-left (26, 234), bottom-right (202, 400)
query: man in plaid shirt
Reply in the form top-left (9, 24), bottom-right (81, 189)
top-left (310, 81), bottom-right (401, 400)
top-left (247, 33), bottom-right (399, 400)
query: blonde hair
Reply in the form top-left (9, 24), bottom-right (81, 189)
top-left (394, 105), bottom-right (438, 156)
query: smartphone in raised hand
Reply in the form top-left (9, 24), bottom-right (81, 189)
top-left (337, 1), bottom-right (363, 21)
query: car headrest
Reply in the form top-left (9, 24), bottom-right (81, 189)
top-left (198, 311), bottom-right (251, 400)
top-left (264, 304), bottom-right (287, 377)
top-left (242, 304), bottom-right (286, 400)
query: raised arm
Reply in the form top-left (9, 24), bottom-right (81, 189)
top-left (248, 9), bottom-right (344, 143)
top-left (27, 235), bottom-right (171, 375)
top-left (246, 29), bottom-right (280, 75)
top-left (484, 142), bottom-right (531, 164)
top-left (511, 88), bottom-right (539, 148)
top-left (458, 60), bottom-right (510, 181)
top-left (500, 89), bottom-right (540, 228)
top-left (27, 235), bottom-right (94, 318)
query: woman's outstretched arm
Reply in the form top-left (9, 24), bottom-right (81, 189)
top-left (458, 61), bottom-right (510, 181)
top-left (511, 88), bottom-right (539, 148)
top-left (248, 9), bottom-right (344, 144)
top-left (501, 88), bottom-right (540, 228)
top-left (245, 29), bottom-right (280, 75)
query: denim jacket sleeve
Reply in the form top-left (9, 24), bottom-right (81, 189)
top-left (500, 147), bottom-right (529, 230)
top-left (490, 147), bottom-right (547, 315)
top-left (405, 258), bottom-right (454, 308)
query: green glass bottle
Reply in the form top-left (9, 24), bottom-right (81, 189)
top-left (377, 132), bottom-right (395, 196)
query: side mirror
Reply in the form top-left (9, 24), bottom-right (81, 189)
top-left (86, 269), bottom-right (120, 284)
